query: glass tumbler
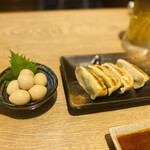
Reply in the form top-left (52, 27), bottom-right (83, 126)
top-left (122, 0), bottom-right (150, 51)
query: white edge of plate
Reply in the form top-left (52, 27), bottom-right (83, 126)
top-left (109, 120), bottom-right (150, 150)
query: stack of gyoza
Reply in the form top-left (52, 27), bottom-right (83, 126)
top-left (75, 59), bottom-right (150, 100)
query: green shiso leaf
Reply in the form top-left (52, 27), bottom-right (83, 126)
top-left (3, 50), bottom-right (38, 86)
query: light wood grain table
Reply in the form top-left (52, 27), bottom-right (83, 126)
top-left (0, 9), bottom-right (149, 150)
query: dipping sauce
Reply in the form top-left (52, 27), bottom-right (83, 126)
top-left (117, 128), bottom-right (150, 150)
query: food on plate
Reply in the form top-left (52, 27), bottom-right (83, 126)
top-left (102, 63), bottom-right (133, 94)
top-left (29, 85), bottom-right (47, 101)
top-left (34, 73), bottom-right (47, 86)
top-left (7, 70), bottom-right (47, 105)
top-left (9, 90), bottom-right (30, 105)
top-left (4, 50), bottom-right (48, 105)
top-left (3, 50), bottom-right (38, 86)
top-left (18, 74), bottom-right (34, 90)
top-left (75, 59), bottom-right (149, 100)
top-left (117, 59), bottom-right (150, 89)
top-left (6, 80), bottom-right (19, 95)
top-left (20, 69), bottom-right (34, 77)
top-left (88, 65), bottom-right (121, 96)
top-left (75, 66), bottom-right (107, 100)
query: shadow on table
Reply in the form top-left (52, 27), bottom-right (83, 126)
top-left (105, 134), bottom-right (116, 150)
top-left (118, 30), bottom-right (125, 40)
top-left (0, 91), bottom-right (57, 119)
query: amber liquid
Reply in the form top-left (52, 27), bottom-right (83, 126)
top-left (117, 129), bottom-right (150, 150)
top-left (123, 0), bottom-right (150, 50)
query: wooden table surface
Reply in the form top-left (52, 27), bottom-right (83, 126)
top-left (0, 9), bottom-right (150, 150)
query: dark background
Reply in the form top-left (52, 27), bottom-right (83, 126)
top-left (0, 0), bottom-right (131, 12)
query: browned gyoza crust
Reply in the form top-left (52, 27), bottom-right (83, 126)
top-left (88, 64), bottom-right (121, 96)
top-left (102, 63), bottom-right (133, 94)
top-left (75, 66), bottom-right (107, 100)
top-left (117, 59), bottom-right (149, 89)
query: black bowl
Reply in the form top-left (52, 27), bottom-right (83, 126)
top-left (0, 63), bottom-right (58, 110)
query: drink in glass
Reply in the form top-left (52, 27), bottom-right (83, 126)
top-left (122, 0), bottom-right (150, 51)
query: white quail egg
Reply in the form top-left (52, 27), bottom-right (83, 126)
top-left (20, 69), bottom-right (34, 77)
top-left (34, 73), bottom-right (47, 86)
top-left (9, 90), bottom-right (30, 105)
top-left (29, 85), bottom-right (47, 101)
top-left (7, 80), bottom-right (20, 95)
top-left (18, 74), bottom-right (34, 90)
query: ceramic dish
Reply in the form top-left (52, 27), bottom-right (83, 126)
top-left (109, 120), bottom-right (150, 150)
top-left (0, 63), bottom-right (58, 110)
top-left (60, 53), bottom-right (150, 110)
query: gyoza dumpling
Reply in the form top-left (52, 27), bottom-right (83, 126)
top-left (117, 59), bottom-right (149, 89)
top-left (75, 66), bottom-right (107, 100)
top-left (102, 63), bottom-right (133, 94)
top-left (88, 65), bottom-right (121, 96)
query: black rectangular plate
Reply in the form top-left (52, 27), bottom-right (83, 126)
top-left (60, 53), bottom-right (150, 115)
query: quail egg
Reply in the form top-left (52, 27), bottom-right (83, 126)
top-left (6, 80), bottom-right (20, 95)
top-left (29, 85), bottom-right (47, 101)
top-left (20, 69), bottom-right (34, 77)
top-left (9, 89), bottom-right (30, 105)
top-left (18, 74), bottom-right (34, 90)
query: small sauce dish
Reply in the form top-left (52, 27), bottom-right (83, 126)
top-left (109, 120), bottom-right (150, 150)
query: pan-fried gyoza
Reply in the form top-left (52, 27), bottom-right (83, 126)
top-left (75, 59), bottom-right (149, 100)
top-left (88, 65), bottom-right (121, 96)
top-left (117, 59), bottom-right (149, 89)
top-left (75, 66), bottom-right (107, 100)
top-left (102, 63), bottom-right (133, 94)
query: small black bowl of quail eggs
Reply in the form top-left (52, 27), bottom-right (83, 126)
top-left (0, 63), bottom-right (58, 110)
